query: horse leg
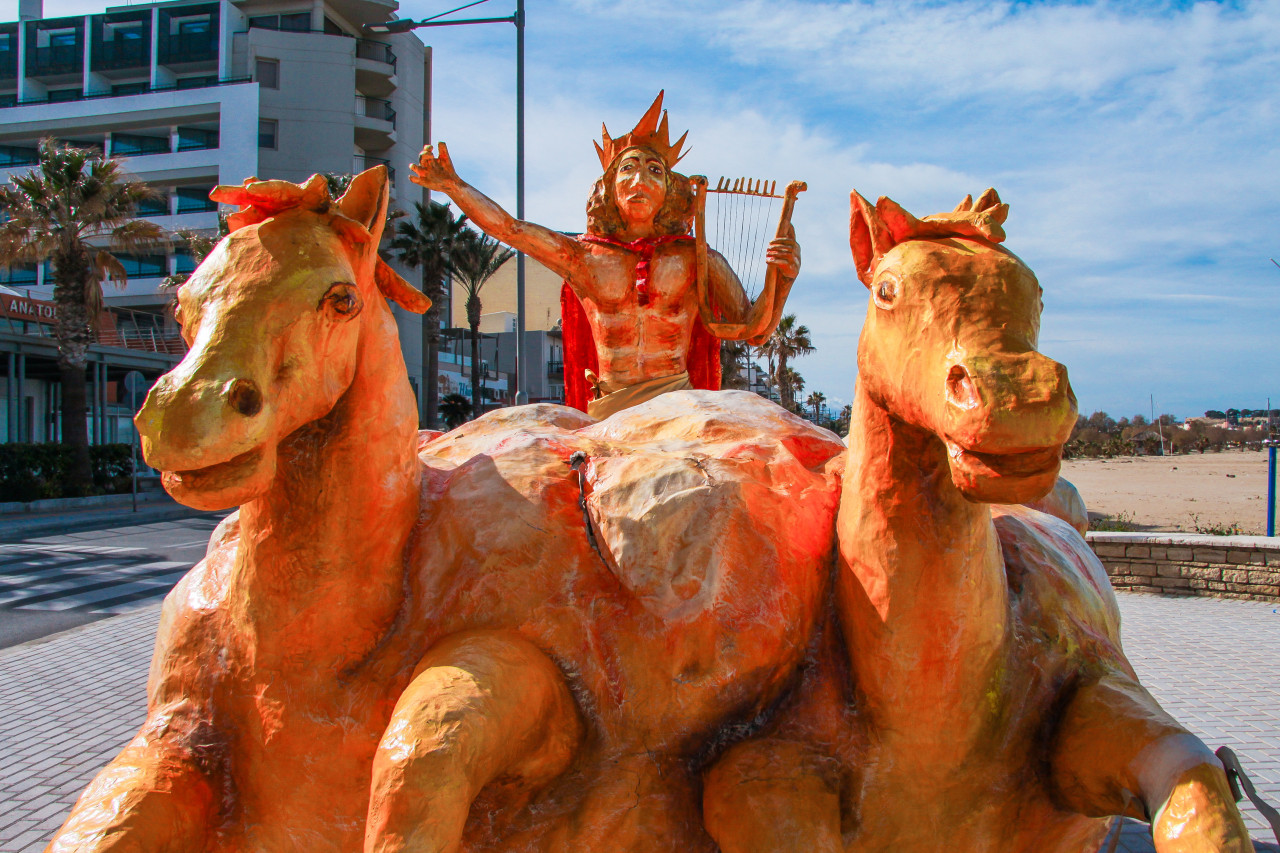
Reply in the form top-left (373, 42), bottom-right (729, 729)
top-left (703, 738), bottom-right (843, 853)
top-left (46, 705), bottom-right (217, 852)
top-left (1049, 672), bottom-right (1253, 852)
top-left (364, 630), bottom-right (583, 853)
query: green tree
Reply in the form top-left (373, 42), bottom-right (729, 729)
top-left (389, 201), bottom-right (468, 429)
top-left (761, 314), bottom-right (814, 411)
top-left (0, 140), bottom-right (166, 491)
top-left (450, 228), bottom-right (514, 419)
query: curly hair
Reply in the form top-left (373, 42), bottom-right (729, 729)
top-left (584, 149), bottom-right (695, 238)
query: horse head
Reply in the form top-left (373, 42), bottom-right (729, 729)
top-left (136, 167), bottom-right (430, 511)
top-left (850, 188), bottom-right (1077, 504)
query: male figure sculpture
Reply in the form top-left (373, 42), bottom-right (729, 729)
top-left (410, 91), bottom-right (801, 418)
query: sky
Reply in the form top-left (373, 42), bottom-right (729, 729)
top-left (16, 0), bottom-right (1280, 419)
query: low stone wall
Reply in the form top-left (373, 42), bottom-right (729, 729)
top-left (1085, 532), bottom-right (1280, 602)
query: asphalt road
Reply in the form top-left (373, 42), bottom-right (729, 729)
top-left (0, 515), bottom-right (227, 649)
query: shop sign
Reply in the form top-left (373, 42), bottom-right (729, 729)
top-left (0, 295), bottom-right (57, 323)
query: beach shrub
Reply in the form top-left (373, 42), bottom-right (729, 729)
top-left (1188, 514), bottom-right (1247, 536)
top-left (1089, 510), bottom-right (1138, 532)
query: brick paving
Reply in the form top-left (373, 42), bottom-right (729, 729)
top-left (1, 593), bottom-right (1276, 852)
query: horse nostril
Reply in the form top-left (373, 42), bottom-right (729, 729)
top-left (225, 379), bottom-right (263, 417)
top-left (946, 364), bottom-right (980, 410)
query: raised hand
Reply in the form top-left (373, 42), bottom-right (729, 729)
top-left (765, 233), bottom-right (801, 280)
top-left (409, 142), bottom-right (459, 191)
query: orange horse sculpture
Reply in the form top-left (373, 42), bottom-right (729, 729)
top-left (45, 167), bottom-right (844, 852)
top-left (706, 189), bottom-right (1254, 852)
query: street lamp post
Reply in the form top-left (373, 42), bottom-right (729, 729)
top-left (368, 0), bottom-right (528, 405)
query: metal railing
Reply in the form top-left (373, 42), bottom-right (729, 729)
top-left (355, 39), bottom-right (396, 68)
top-left (355, 155), bottom-right (395, 184)
top-left (356, 95), bottom-right (396, 127)
top-left (0, 75), bottom-right (251, 110)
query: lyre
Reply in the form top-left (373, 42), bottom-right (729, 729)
top-left (691, 174), bottom-right (807, 346)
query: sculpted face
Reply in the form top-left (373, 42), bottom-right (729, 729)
top-left (859, 238), bottom-right (1076, 504)
top-left (612, 148), bottom-right (667, 229)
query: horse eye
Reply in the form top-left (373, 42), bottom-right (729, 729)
top-left (874, 274), bottom-right (899, 308)
top-left (322, 282), bottom-right (362, 318)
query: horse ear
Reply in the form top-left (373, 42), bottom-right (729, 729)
top-left (337, 166), bottom-right (391, 242)
top-left (876, 197), bottom-right (923, 244)
top-left (850, 190), bottom-right (901, 287)
top-left (375, 258), bottom-right (431, 314)
top-left (973, 187), bottom-right (1009, 225)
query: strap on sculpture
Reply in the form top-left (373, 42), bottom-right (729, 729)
top-left (1217, 745), bottom-right (1280, 844)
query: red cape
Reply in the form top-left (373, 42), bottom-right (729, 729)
top-left (561, 283), bottom-right (721, 413)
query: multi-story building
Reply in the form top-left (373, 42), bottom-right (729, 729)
top-left (450, 254), bottom-right (566, 406)
top-left (1, 0), bottom-right (431, 443)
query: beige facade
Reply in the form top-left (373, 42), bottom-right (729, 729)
top-left (450, 254), bottom-right (565, 333)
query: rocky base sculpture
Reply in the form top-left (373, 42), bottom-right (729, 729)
top-left (44, 169), bottom-right (1252, 852)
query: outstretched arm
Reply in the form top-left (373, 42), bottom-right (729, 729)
top-left (702, 228), bottom-right (801, 346)
top-left (410, 143), bottom-right (590, 284)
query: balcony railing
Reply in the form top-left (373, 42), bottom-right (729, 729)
top-left (28, 44), bottom-right (82, 76)
top-left (355, 39), bottom-right (396, 68)
top-left (175, 188), bottom-right (216, 213)
top-left (158, 30), bottom-right (217, 65)
top-left (176, 127), bottom-right (218, 151)
top-left (355, 156), bottom-right (395, 184)
top-left (356, 95), bottom-right (396, 127)
top-left (135, 195), bottom-right (169, 216)
top-left (93, 39), bottom-right (149, 70)
top-left (0, 45), bottom-right (16, 80)
top-left (0, 75), bottom-right (251, 110)
top-left (111, 133), bottom-right (170, 157)
top-left (547, 360), bottom-right (565, 380)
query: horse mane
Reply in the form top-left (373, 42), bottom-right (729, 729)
top-left (850, 188), bottom-right (1011, 286)
top-left (208, 171), bottom-right (430, 314)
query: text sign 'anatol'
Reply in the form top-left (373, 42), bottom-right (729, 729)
top-left (0, 295), bottom-right (56, 323)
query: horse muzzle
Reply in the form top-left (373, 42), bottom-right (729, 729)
top-left (940, 351), bottom-right (1077, 503)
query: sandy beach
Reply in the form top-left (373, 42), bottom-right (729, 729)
top-left (1061, 450), bottom-right (1273, 534)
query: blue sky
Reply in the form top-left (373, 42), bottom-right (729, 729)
top-left (22, 0), bottom-right (1280, 419)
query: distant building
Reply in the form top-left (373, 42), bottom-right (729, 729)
top-left (1, 0), bottom-right (431, 442)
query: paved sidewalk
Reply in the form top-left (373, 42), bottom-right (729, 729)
top-left (1, 593), bottom-right (1277, 851)
top-left (0, 498), bottom-right (217, 540)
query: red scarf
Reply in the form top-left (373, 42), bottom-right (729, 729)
top-left (561, 233), bottom-right (721, 413)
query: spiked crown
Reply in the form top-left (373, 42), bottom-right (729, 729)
top-left (594, 90), bottom-right (689, 171)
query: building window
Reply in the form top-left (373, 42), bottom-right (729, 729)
top-left (47, 88), bottom-right (83, 103)
top-left (255, 58), bottom-right (278, 89)
top-left (135, 193), bottom-right (169, 216)
top-left (111, 81), bottom-right (149, 96)
top-left (175, 186), bottom-right (216, 213)
top-left (258, 119), bottom-right (277, 150)
top-left (116, 254), bottom-right (168, 278)
top-left (111, 133), bottom-right (169, 156)
top-left (176, 127), bottom-right (218, 151)
top-left (280, 13), bottom-right (311, 32)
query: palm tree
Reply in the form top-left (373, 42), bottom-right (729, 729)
top-left (720, 340), bottom-right (750, 390)
top-left (450, 228), bottom-right (514, 418)
top-left (0, 140), bottom-right (166, 491)
top-left (761, 314), bottom-right (814, 411)
top-left (389, 200), bottom-right (468, 428)
top-left (779, 367), bottom-right (804, 409)
top-left (439, 393), bottom-right (473, 430)
top-left (806, 390), bottom-right (826, 422)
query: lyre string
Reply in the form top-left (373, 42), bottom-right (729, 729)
top-left (706, 176), bottom-right (783, 301)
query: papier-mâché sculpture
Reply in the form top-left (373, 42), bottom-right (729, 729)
top-left (45, 167), bottom-right (845, 852)
top-left (704, 189), bottom-right (1254, 853)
